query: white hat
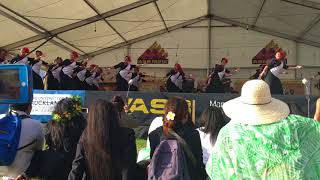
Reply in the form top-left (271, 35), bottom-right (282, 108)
top-left (222, 80), bottom-right (289, 125)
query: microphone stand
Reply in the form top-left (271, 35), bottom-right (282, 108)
top-left (303, 78), bottom-right (311, 118)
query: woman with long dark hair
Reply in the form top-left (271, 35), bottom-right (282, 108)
top-left (68, 99), bottom-right (138, 180)
top-left (197, 106), bottom-right (227, 164)
top-left (149, 97), bottom-right (208, 180)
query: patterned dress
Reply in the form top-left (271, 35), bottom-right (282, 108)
top-left (206, 115), bottom-right (320, 180)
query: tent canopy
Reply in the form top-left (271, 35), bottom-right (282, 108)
top-left (1, 0), bottom-right (320, 60)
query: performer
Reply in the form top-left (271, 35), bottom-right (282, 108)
top-left (92, 67), bottom-right (104, 90)
top-left (250, 64), bottom-right (266, 80)
top-left (10, 47), bottom-right (30, 64)
top-left (166, 63), bottom-right (185, 92)
top-left (206, 58), bottom-right (239, 93)
top-left (0, 48), bottom-right (8, 64)
top-left (60, 51), bottom-right (84, 90)
top-left (28, 50), bottom-right (48, 89)
top-left (129, 67), bottom-right (146, 91)
top-left (74, 63), bottom-right (92, 90)
top-left (259, 50), bottom-right (302, 94)
top-left (47, 57), bottom-right (63, 90)
top-left (111, 56), bottom-right (136, 91)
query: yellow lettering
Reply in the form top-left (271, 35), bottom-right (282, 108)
top-left (150, 99), bottom-right (167, 114)
top-left (129, 98), bottom-right (149, 114)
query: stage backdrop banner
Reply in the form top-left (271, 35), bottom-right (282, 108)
top-left (31, 90), bottom-right (85, 122)
top-left (26, 90), bottom-right (317, 136)
top-left (85, 91), bottom-right (317, 138)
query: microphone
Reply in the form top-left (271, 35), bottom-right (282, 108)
top-left (302, 78), bottom-right (310, 96)
top-left (302, 78), bottom-right (311, 117)
top-left (128, 79), bottom-right (133, 85)
top-left (126, 79), bottom-right (134, 98)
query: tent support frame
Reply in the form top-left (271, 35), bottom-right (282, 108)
top-left (1, 0), bottom-right (156, 50)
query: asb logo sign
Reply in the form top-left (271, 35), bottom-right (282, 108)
top-left (127, 98), bottom-right (193, 114)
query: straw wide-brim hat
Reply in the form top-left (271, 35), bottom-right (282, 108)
top-left (222, 80), bottom-right (290, 125)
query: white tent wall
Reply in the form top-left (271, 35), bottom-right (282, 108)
top-left (90, 21), bottom-right (320, 79)
top-left (88, 46), bottom-right (129, 67)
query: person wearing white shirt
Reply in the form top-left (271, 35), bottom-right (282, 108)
top-left (196, 106), bottom-right (227, 165)
top-left (2, 103), bottom-right (44, 180)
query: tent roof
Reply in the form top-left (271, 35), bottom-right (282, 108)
top-left (1, 0), bottom-right (320, 60)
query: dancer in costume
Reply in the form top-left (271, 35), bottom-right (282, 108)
top-left (28, 50), bottom-right (48, 89)
top-left (47, 57), bottom-right (63, 90)
top-left (166, 63), bottom-right (185, 92)
top-left (206, 58), bottom-right (239, 93)
top-left (259, 50), bottom-right (302, 94)
top-left (111, 56), bottom-right (136, 91)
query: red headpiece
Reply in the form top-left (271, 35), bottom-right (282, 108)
top-left (71, 51), bottom-right (79, 59)
top-left (22, 47), bottom-right (30, 54)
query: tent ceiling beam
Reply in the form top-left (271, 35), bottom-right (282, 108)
top-left (0, 4), bottom-right (80, 53)
top-left (82, 16), bottom-right (207, 59)
top-left (83, 0), bottom-right (128, 43)
top-left (211, 15), bottom-right (320, 48)
top-left (298, 14), bottom-right (320, 38)
top-left (253, 0), bottom-right (266, 26)
top-left (154, 2), bottom-right (169, 32)
top-left (2, 0), bottom-right (156, 50)
top-left (280, 0), bottom-right (320, 11)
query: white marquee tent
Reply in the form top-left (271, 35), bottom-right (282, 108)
top-left (1, 0), bottom-right (320, 81)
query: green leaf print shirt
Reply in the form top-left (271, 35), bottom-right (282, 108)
top-left (206, 115), bottom-right (320, 180)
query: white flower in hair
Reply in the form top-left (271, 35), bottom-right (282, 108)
top-left (166, 111), bottom-right (175, 121)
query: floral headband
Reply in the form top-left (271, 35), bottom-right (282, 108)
top-left (52, 96), bottom-right (83, 123)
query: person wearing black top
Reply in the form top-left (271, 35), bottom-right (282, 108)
top-left (111, 56), bottom-right (136, 91)
top-left (25, 98), bottom-right (86, 180)
top-left (206, 58), bottom-right (239, 93)
top-left (10, 47), bottom-right (30, 65)
top-left (68, 100), bottom-right (138, 180)
top-left (60, 51), bottom-right (84, 90)
top-left (149, 97), bottom-right (208, 180)
top-left (129, 67), bottom-right (146, 91)
top-left (259, 51), bottom-right (302, 94)
top-left (0, 48), bottom-right (7, 64)
top-left (28, 50), bottom-right (48, 89)
top-left (166, 63), bottom-right (185, 92)
top-left (47, 57), bottom-right (63, 90)
top-left (92, 67), bottom-right (104, 90)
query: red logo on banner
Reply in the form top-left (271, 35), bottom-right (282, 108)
top-left (252, 40), bottom-right (282, 64)
top-left (137, 41), bottom-right (169, 64)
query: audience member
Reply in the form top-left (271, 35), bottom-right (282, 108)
top-left (197, 106), bottom-right (227, 164)
top-left (137, 116), bottom-right (163, 163)
top-left (68, 99), bottom-right (138, 180)
top-left (314, 98), bottom-right (320, 121)
top-left (149, 97), bottom-right (207, 180)
top-left (2, 103), bottom-right (44, 180)
top-left (41, 97), bottom-right (86, 179)
top-left (111, 96), bottom-right (138, 129)
top-left (206, 80), bottom-right (320, 179)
